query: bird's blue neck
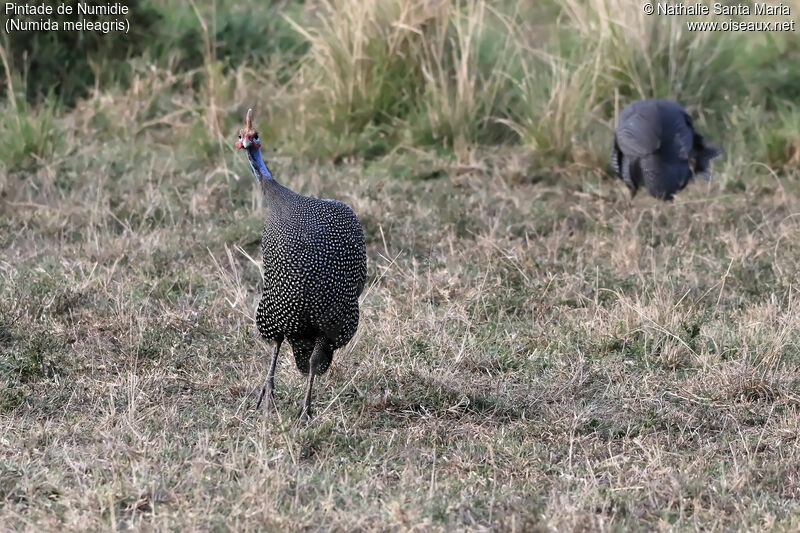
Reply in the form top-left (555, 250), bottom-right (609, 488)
top-left (245, 146), bottom-right (274, 182)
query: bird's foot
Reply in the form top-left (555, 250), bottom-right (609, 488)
top-left (255, 387), bottom-right (276, 413)
top-left (261, 396), bottom-right (277, 413)
top-left (298, 404), bottom-right (313, 421)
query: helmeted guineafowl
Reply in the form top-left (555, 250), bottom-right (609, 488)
top-left (611, 99), bottom-right (721, 200)
top-left (236, 109), bottom-right (367, 420)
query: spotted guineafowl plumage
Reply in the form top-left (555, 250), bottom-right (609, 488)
top-left (611, 99), bottom-right (721, 201)
top-left (236, 109), bottom-right (367, 420)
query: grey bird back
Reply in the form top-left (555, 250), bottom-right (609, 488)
top-left (611, 99), bottom-right (721, 200)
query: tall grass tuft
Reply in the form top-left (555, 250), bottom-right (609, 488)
top-left (765, 103), bottom-right (800, 171)
top-left (499, 52), bottom-right (603, 166)
top-left (410, 1), bottom-right (521, 155)
top-left (282, 0), bottom-right (524, 160)
top-left (283, 0), bottom-right (432, 158)
top-left (556, 0), bottom-right (737, 103)
top-left (0, 96), bottom-right (60, 173)
top-left (0, 45), bottom-right (61, 172)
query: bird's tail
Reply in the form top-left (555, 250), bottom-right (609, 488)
top-left (290, 336), bottom-right (335, 376)
top-left (310, 337), bottom-right (335, 376)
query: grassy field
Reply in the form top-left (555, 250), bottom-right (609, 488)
top-left (2, 0), bottom-right (800, 530)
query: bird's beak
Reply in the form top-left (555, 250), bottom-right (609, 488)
top-left (241, 137), bottom-right (252, 149)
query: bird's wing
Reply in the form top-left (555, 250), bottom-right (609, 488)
top-left (674, 132), bottom-right (691, 161)
top-left (611, 137), bottom-right (637, 195)
top-left (640, 155), bottom-right (676, 201)
top-left (615, 101), bottom-right (662, 157)
top-left (669, 110), bottom-right (697, 161)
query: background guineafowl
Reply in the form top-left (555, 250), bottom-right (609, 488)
top-left (236, 109), bottom-right (367, 420)
top-left (611, 99), bottom-right (721, 201)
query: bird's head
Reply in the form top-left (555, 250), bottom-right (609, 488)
top-left (690, 144), bottom-right (722, 179)
top-left (235, 108), bottom-right (272, 182)
top-left (236, 108), bottom-right (262, 150)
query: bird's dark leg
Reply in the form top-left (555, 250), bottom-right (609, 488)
top-left (256, 338), bottom-right (282, 411)
top-left (299, 366), bottom-right (315, 421)
top-left (299, 340), bottom-right (325, 421)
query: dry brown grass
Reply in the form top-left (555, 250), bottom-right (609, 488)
top-left (2, 0), bottom-right (800, 530)
top-left (1, 84), bottom-right (799, 529)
